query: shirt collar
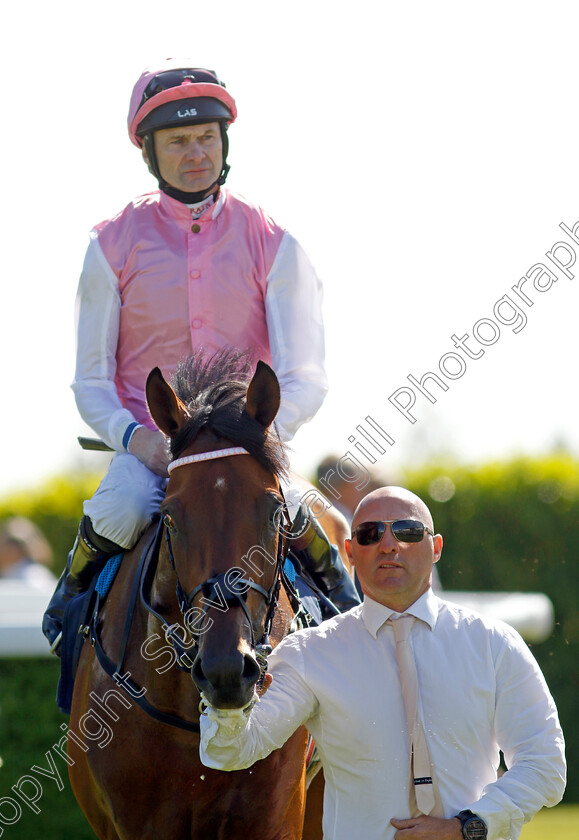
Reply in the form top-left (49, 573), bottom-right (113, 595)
top-left (361, 588), bottom-right (439, 638)
top-left (211, 188), bottom-right (226, 219)
top-left (158, 187), bottom-right (227, 224)
top-left (186, 188), bottom-right (226, 221)
top-left (187, 195), bottom-right (215, 217)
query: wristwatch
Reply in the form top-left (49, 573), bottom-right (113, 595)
top-left (455, 810), bottom-right (488, 839)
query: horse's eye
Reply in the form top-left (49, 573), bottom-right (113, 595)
top-left (163, 513), bottom-right (176, 532)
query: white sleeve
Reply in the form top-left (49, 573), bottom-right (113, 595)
top-left (71, 234), bottom-right (137, 451)
top-left (199, 643), bottom-right (318, 770)
top-left (265, 233), bottom-right (328, 442)
top-left (470, 630), bottom-right (566, 840)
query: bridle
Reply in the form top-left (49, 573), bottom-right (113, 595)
top-left (89, 446), bottom-right (295, 732)
top-left (153, 447), bottom-right (291, 681)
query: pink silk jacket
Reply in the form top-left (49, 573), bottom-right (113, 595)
top-left (72, 189), bottom-right (327, 450)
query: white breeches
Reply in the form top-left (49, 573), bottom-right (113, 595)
top-left (83, 453), bottom-right (167, 549)
top-left (83, 452), bottom-right (303, 550)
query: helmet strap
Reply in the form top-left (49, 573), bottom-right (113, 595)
top-left (142, 122), bottom-right (230, 205)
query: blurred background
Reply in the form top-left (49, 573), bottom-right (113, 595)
top-left (1, 1), bottom-right (578, 836)
top-left (1, 0), bottom-right (579, 491)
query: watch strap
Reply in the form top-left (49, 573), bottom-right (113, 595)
top-left (454, 810), bottom-right (488, 840)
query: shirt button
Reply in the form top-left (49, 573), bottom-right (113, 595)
top-left (192, 319), bottom-right (203, 329)
top-left (191, 223), bottom-right (201, 233)
top-left (190, 269), bottom-right (201, 279)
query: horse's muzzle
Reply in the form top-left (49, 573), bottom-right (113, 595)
top-left (191, 648), bottom-right (261, 709)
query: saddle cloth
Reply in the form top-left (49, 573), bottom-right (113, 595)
top-left (56, 554), bottom-right (123, 714)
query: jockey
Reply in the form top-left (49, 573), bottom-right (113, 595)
top-left (43, 60), bottom-right (360, 652)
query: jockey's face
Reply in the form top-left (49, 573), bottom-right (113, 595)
top-left (345, 487), bottom-right (443, 613)
top-left (145, 122), bottom-right (223, 195)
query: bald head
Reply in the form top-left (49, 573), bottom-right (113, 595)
top-left (352, 486), bottom-right (435, 534)
top-left (346, 485), bottom-right (442, 611)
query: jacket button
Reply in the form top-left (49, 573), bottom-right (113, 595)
top-left (191, 223), bottom-right (201, 233)
top-left (192, 319), bottom-right (203, 329)
top-left (190, 269), bottom-right (201, 279)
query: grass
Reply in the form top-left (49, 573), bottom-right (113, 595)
top-left (520, 804), bottom-right (578, 839)
top-left (0, 657), bottom-right (576, 838)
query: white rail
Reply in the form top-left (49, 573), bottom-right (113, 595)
top-left (0, 582), bottom-right (555, 657)
top-left (0, 581), bottom-right (55, 657)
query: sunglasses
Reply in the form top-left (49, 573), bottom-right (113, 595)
top-left (352, 519), bottom-right (434, 546)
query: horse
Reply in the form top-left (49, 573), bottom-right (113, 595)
top-left (67, 349), bottom-right (349, 840)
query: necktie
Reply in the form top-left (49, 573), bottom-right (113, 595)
top-left (391, 614), bottom-right (436, 815)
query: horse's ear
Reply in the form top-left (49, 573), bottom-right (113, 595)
top-left (146, 367), bottom-right (189, 437)
top-left (245, 361), bottom-right (280, 430)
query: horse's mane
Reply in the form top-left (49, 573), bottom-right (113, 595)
top-left (169, 348), bottom-right (289, 477)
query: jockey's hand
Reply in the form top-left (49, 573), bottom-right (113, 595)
top-left (391, 816), bottom-right (462, 839)
top-left (128, 427), bottom-right (170, 477)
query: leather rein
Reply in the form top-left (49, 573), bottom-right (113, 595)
top-left (89, 447), bottom-right (292, 734)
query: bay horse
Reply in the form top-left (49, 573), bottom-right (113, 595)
top-left (67, 350), bottom-right (347, 840)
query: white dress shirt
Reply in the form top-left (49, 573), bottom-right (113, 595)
top-left (200, 589), bottom-right (566, 840)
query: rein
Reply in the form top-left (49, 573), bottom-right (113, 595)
top-left (90, 447), bottom-right (292, 733)
top-left (90, 521), bottom-right (201, 732)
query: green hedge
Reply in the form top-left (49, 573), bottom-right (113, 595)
top-left (0, 455), bottom-right (576, 840)
top-left (0, 659), bottom-right (96, 839)
top-left (0, 473), bottom-right (101, 575)
top-left (0, 473), bottom-right (101, 838)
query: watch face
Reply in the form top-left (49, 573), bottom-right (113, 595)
top-left (464, 817), bottom-right (488, 840)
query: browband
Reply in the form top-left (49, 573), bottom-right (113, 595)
top-left (167, 447), bottom-right (250, 474)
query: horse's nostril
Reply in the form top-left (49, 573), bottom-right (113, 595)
top-left (242, 653), bottom-right (260, 683)
top-left (191, 656), bottom-right (207, 688)
top-left (190, 650), bottom-right (261, 708)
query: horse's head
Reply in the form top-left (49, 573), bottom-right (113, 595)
top-left (146, 351), bottom-right (290, 710)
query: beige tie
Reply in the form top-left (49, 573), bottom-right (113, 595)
top-left (391, 615), bottom-right (437, 816)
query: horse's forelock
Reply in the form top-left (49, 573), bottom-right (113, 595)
top-left (172, 348), bottom-right (253, 396)
top-left (168, 350), bottom-right (288, 477)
